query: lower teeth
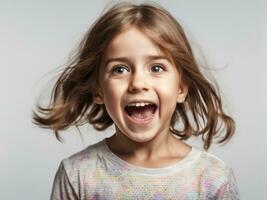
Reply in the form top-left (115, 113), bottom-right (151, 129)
top-left (131, 114), bottom-right (153, 121)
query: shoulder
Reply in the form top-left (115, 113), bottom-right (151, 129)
top-left (197, 149), bottom-right (228, 169)
top-left (60, 139), bottom-right (105, 175)
top-left (198, 149), bottom-right (240, 198)
top-left (193, 148), bottom-right (239, 197)
top-left (196, 148), bottom-right (234, 180)
top-left (50, 140), bottom-right (106, 199)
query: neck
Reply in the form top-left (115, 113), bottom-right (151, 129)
top-left (106, 128), bottom-right (179, 162)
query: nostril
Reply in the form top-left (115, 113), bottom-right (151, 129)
top-left (128, 77), bottom-right (150, 91)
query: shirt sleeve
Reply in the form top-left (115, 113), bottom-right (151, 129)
top-left (200, 165), bottom-right (240, 200)
top-left (214, 167), bottom-right (240, 200)
top-left (50, 161), bottom-right (79, 200)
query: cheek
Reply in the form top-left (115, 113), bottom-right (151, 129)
top-left (103, 80), bottom-right (126, 97)
top-left (157, 77), bottom-right (179, 94)
top-left (156, 77), bottom-right (180, 106)
top-left (101, 80), bottom-right (126, 110)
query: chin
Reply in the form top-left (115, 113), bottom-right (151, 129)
top-left (125, 132), bottom-right (157, 143)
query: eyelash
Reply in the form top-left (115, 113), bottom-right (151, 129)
top-left (111, 64), bottom-right (165, 74)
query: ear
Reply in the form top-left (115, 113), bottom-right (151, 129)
top-left (93, 90), bottom-right (104, 105)
top-left (177, 83), bottom-right (188, 103)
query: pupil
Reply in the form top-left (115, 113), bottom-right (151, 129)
top-left (117, 67), bottom-right (124, 73)
top-left (153, 66), bottom-right (160, 72)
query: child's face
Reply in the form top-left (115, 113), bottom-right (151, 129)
top-left (95, 27), bottom-right (187, 143)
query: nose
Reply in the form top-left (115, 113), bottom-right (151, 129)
top-left (128, 70), bottom-right (150, 93)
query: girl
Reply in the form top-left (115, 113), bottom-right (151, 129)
top-left (32, 1), bottom-right (240, 199)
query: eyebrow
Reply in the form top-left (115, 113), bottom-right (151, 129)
top-left (104, 55), bottom-right (170, 66)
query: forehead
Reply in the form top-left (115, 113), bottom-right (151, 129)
top-left (103, 27), bottom-right (171, 62)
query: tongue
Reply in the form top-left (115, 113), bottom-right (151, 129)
top-left (126, 105), bottom-right (155, 119)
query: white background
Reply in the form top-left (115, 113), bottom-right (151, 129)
top-left (0, 0), bottom-right (266, 199)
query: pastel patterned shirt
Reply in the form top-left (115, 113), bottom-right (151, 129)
top-left (50, 138), bottom-right (240, 199)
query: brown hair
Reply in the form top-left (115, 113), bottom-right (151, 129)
top-left (32, 1), bottom-right (235, 150)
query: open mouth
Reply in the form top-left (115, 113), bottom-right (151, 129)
top-left (124, 104), bottom-right (158, 118)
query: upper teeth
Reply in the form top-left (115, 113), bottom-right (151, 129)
top-left (128, 102), bottom-right (152, 107)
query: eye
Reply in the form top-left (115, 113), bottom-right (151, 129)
top-left (111, 65), bottom-right (129, 74)
top-left (151, 64), bottom-right (164, 73)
